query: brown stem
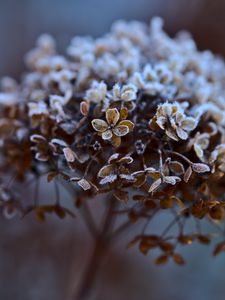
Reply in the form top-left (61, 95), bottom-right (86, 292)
top-left (75, 198), bottom-right (116, 300)
top-left (75, 236), bottom-right (107, 300)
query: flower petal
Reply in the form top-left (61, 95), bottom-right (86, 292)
top-left (120, 107), bottom-right (128, 120)
top-left (106, 108), bottom-right (120, 126)
top-left (118, 120), bottom-right (134, 131)
top-left (134, 173), bottom-right (146, 187)
top-left (111, 135), bottom-right (121, 147)
top-left (176, 127), bottom-right (188, 140)
top-left (118, 156), bottom-right (133, 164)
top-left (107, 153), bottom-right (119, 163)
top-left (98, 164), bottom-right (114, 177)
top-left (91, 119), bottom-right (108, 132)
top-left (102, 129), bottom-right (113, 140)
top-left (113, 125), bottom-right (129, 136)
top-left (181, 117), bottom-right (197, 131)
top-left (165, 128), bottom-right (178, 141)
top-left (164, 176), bottom-right (181, 185)
top-left (100, 175), bottom-right (117, 185)
top-left (149, 178), bottom-right (162, 193)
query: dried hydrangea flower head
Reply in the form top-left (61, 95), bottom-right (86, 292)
top-left (2, 17), bottom-right (225, 274)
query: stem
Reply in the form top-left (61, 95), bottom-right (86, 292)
top-left (75, 198), bottom-right (116, 300)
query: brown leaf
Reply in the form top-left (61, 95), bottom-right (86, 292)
top-left (178, 235), bottom-right (194, 245)
top-left (159, 241), bottom-right (174, 253)
top-left (35, 207), bottom-right (45, 222)
top-left (196, 235), bottom-right (211, 245)
top-left (213, 241), bottom-right (225, 256)
top-left (160, 197), bottom-right (173, 209)
top-left (172, 253), bottom-right (185, 265)
top-left (154, 254), bottom-right (169, 265)
top-left (54, 205), bottom-right (66, 219)
top-left (113, 190), bottom-right (129, 202)
top-left (133, 195), bottom-right (146, 201)
top-left (145, 200), bottom-right (157, 209)
top-left (209, 205), bottom-right (224, 220)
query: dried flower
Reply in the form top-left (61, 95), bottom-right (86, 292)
top-left (2, 17), bottom-right (225, 269)
top-left (91, 108), bottom-right (134, 147)
top-left (98, 153), bottom-right (134, 185)
top-left (150, 102), bottom-right (197, 141)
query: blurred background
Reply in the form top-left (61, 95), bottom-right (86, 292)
top-left (1, 0), bottom-right (225, 299)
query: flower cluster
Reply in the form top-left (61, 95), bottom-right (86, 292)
top-left (1, 17), bottom-right (225, 264)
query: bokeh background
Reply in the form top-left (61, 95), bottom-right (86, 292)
top-left (1, 0), bottom-right (225, 299)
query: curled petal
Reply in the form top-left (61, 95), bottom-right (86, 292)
top-left (165, 128), bottom-right (178, 141)
top-left (108, 153), bottom-right (120, 163)
top-left (156, 116), bottom-right (167, 130)
top-left (113, 125), bottom-right (129, 137)
top-left (102, 129), bottom-right (113, 140)
top-left (118, 156), bottom-right (133, 164)
top-left (134, 173), bottom-right (146, 187)
top-left (91, 119), bottom-right (108, 132)
top-left (164, 176), bottom-right (181, 185)
top-left (149, 178), bottom-right (162, 193)
top-left (176, 127), bottom-right (188, 140)
top-left (106, 108), bottom-right (120, 126)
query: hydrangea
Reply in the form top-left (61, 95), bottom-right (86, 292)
top-left (2, 17), bottom-right (225, 274)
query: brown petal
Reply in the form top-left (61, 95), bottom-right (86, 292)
top-left (113, 125), bottom-right (129, 136)
top-left (111, 135), bottom-right (121, 147)
top-left (169, 161), bottom-right (185, 174)
top-left (134, 173), bottom-right (146, 187)
top-left (165, 128), bottom-right (178, 141)
top-left (80, 101), bottom-right (89, 116)
top-left (106, 108), bottom-right (120, 126)
top-left (120, 107), bottom-right (128, 120)
top-left (118, 156), bottom-right (133, 164)
top-left (91, 119), bottom-right (108, 132)
top-left (118, 120), bottom-right (135, 132)
top-left (98, 164), bottom-right (114, 177)
top-left (149, 178), bottom-right (162, 193)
